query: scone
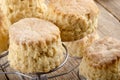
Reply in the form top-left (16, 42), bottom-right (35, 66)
top-left (1, 0), bottom-right (99, 41)
top-left (79, 37), bottom-right (120, 80)
top-left (64, 32), bottom-right (99, 57)
top-left (42, 0), bottom-right (99, 41)
top-left (0, 8), bottom-right (10, 54)
top-left (8, 18), bottom-right (64, 73)
top-left (0, 0), bottom-right (47, 24)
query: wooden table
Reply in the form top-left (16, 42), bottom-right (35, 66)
top-left (0, 0), bottom-right (120, 80)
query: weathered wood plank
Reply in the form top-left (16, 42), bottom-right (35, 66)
top-left (0, 55), bottom-right (20, 80)
top-left (96, 2), bottom-right (120, 39)
top-left (5, 67), bottom-right (20, 80)
top-left (49, 57), bottom-right (80, 80)
top-left (96, 0), bottom-right (120, 21)
top-left (0, 55), bottom-right (9, 80)
top-left (0, 70), bottom-right (8, 80)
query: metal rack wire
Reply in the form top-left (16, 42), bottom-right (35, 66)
top-left (0, 44), bottom-right (81, 80)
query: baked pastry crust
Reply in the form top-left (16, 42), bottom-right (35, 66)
top-left (0, 0), bottom-right (99, 41)
top-left (8, 18), bottom-right (64, 73)
top-left (64, 32), bottom-right (99, 57)
top-left (43, 0), bottom-right (99, 41)
top-left (0, 8), bottom-right (9, 54)
top-left (0, 0), bottom-right (47, 24)
top-left (79, 37), bottom-right (120, 80)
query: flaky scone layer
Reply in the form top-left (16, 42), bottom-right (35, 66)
top-left (0, 0), bottom-right (47, 24)
top-left (64, 32), bottom-right (99, 57)
top-left (9, 38), bottom-right (64, 73)
top-left (0, 0), bottom-right (99, 41)
top-left (79, 37), bottom-right (120, 80)
top-left (79, 57), bottom-right (119, 80)
top-left (8, 18), bottom-right (64, 73)
top-left (43, 0), bottom-right (99, 41)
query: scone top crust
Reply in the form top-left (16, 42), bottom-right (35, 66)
top-left (48, 0), bottom-right (99, 19)
top-left (9, 18), bottom-right (60, 45)
top-left (86, 37), bottom-right (120, 67)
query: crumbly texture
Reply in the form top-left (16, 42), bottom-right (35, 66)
top-left (79, 57), bottom-right (119, 80)
top-left (8, 18), bottom-right (64, 73)
top-left (0, 9), bottom-right (10, 54)
top-left (0, 0), bottom-right (99, 41)
top-left (64, 32), bottom-right (99, 57)
top-left (42, 0), bottom-right (99, 41)
top-left (0, 0), bottom-right (47, 24)
top-left (79, 37), bottom-right (120, 80)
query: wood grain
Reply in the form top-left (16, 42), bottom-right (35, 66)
top-left (0, 70), bottom-right (8, 80)
top-left (0, 55), bottom-right (9, 80)
top-left (96, 2), bottom-right (120, 39)
top-left (96, 0), bottom-right (120, 21)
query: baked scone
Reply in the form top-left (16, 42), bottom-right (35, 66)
top-left (79, 37), bottom-right (120, 80)
top-left (0, 8), bottom-right (10, 54)
top-left (8, 18), bottom-right (64, 73)
top-left (0, 0), bottom-right (47, 24)
top-left (1, 0), bottom-right (99, 41)
top-left (64, 32), bottom-right (99, 57)
top-left (42, 0), bottom-right (99, 41)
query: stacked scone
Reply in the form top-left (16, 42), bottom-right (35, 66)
top-left (79, 37), bottom-right (120, 80)
top-left (42, 0), bottom-right (99, 41)
top-left (42, 0), bottom-right (99, 57)
top-left (0, 0), bottom-right (99, 57)
top-left (8, 18), bottom-right (64, 73)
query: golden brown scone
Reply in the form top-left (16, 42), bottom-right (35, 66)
top-left (79, 37), bottom-right (120, 80)
top-left (1, 0), bottom-right (99, 41)
top-left (0, 0), bottom-right (47, 24)
top-left (42, 0), bottom-right (99, 41)
top-left (64, 32), bottom-right (99, 57)
top-left (8, 18), bottom-right (64, 73)
top-left (0, 8), bottom-right (10, 54)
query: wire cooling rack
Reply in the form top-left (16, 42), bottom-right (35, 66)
top-left (0, 44), bottom-right (82, 80)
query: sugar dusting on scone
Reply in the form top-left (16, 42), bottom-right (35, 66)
top-left (79, 37), bottom-right (120, 80)
top-left (8, 18), bottom-right (64, 73)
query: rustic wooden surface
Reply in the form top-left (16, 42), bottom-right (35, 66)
top-left (0, 0), bottom-right (120, 80)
